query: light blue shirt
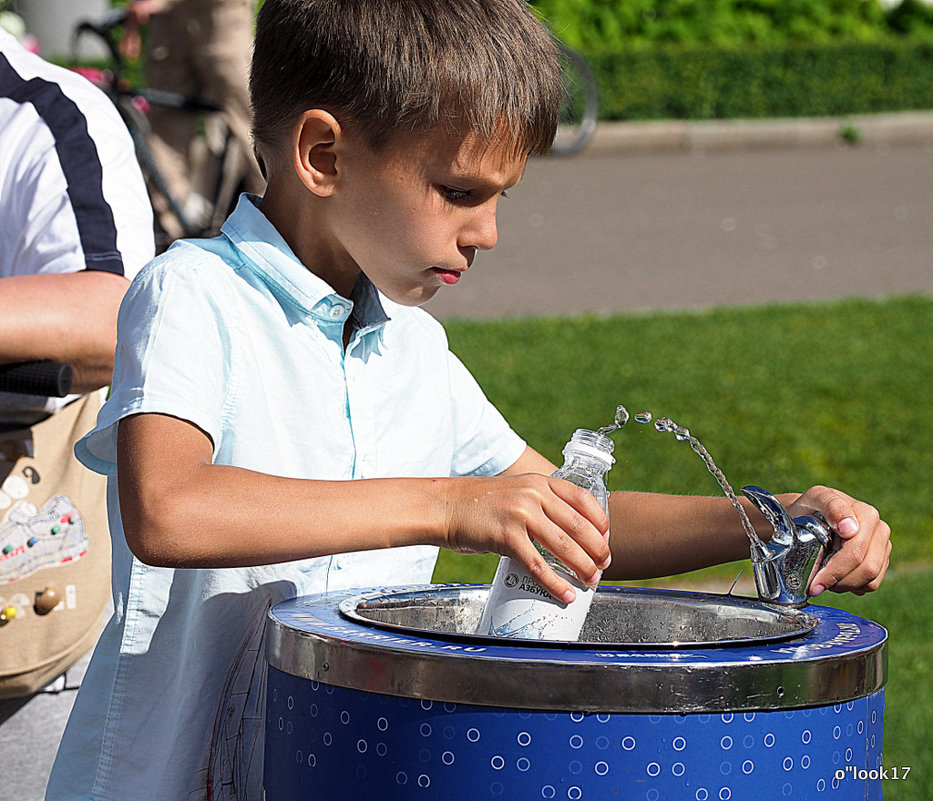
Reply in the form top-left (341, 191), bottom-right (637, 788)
top-left (48, 195), bottom-right (525, 801)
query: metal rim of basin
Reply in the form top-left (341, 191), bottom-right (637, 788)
top-left (338, 585), bottom-right (819, 649)
top-left (265, 584), bottom-right (888, 714)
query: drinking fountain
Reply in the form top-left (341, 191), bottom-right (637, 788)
top-left (263, 460), bottom-right (886, 799)
top-left (265, 564), bottom-right (886, 800)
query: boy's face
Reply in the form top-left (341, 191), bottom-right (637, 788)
top-left (324, 128), bottom-right (527, 306)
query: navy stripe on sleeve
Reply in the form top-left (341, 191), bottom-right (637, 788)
top-left (0, 53), bottom-right (125, 275)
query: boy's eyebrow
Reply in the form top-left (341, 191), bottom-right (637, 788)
top-left (441, 159), bottom-right (527, 192)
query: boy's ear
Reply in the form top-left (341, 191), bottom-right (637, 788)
top-left (293, 110), bottom-right (343, 197)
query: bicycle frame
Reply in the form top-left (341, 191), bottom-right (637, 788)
top-left (71, 15), bottom-right (245, 249)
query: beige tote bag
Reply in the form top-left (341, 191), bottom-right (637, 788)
top-left (0, 394), bottom-right (110, 697)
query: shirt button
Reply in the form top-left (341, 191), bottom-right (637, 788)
top-left (329, 305), bottom-right (347, 320)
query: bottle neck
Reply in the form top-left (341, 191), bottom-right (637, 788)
top-left (561, 451), bottom-right (612, 478)
top-left (562, 429), bottom-right (614, 475)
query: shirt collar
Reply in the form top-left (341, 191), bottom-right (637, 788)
top-left (221, 194), bottom-right (390, 337)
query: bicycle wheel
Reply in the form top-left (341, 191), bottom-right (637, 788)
top-left (550, 43), bottom-right (599, 157)
top-left (203, 121), bottom-right (246, 235)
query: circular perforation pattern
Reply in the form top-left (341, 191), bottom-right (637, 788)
top-left (265, 669), bottom-right (884, 800)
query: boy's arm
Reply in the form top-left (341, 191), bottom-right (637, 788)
top-left (117, 413), bottom-right (611, 603)
top-left (501, 448), bottom-right (891, 596)
top-left (603, 489), bottom-right (890, 596)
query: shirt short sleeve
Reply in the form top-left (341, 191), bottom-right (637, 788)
top-left (75, 251), bottom-right (234, 475)
top-left (446, 350), bottom-right (526, 477)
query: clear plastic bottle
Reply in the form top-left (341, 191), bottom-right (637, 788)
top-left (476, 429), bottom-right (614, 640)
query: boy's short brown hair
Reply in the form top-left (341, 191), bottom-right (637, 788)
top-left (250, 0), bottom-right (562, 172)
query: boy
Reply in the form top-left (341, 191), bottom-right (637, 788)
top-left (47, 1), bottom-right (890, 799)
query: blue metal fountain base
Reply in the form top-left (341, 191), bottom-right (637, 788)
top-left (263, 587), bottom-right (887, 801)
top-left (266, 671), bottom-right (883, 800)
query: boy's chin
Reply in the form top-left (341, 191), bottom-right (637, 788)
top-left (382, 283), bottom-right (442, 308)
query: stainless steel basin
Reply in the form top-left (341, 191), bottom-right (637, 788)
top-left (269, 584), bottom-right (887, 713)
top-left (339, 584), bottom-right (818, 648)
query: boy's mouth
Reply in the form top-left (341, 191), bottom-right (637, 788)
top-left (431, 267), bottom-right (463, 285)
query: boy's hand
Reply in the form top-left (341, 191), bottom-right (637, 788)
top-left (443, 473), bottom-right (611, 604)
top-left (786, 485), bottom-right (891, 597)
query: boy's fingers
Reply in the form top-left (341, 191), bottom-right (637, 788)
top-left (508, 535), bottom-right (578, 604)
top-left (800, 488), bottom-right (891, 596)
top-left (810, 523), bottom-right (891, 596)
top-left (444, 473), bottom-right (609, 598)
top-left (511, 510), bottom-right (608, 600)
top-left (541, 488), bottom-right (611, 575)
top-left (792, 485), bottom-right (861, 539)
top-left (548, 477), bottom-right (610, 537)
top-left (545, 478), bottom-right (612, 576)
top-left (529, 515), bottom-right (602, 585)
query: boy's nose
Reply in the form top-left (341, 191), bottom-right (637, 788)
top-left (465, 204), bottom-right (499, 252)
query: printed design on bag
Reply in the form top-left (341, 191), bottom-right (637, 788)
top-left (0, 472), bottom-right (33, 512)
top-left (0, 495), bottom-right (87, 584)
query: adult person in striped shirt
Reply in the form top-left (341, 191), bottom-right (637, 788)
top-left (0, 25), bottom-right (153, 801)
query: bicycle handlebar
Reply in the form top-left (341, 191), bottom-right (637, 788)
top-left (72, 13), bottom-right (127, 76)
top-left (71, 15), bottom-right (224, 114)
top-left (75, 11), bottom-right (127, 37)
top-left (0, 361), bottom-right (74, 397)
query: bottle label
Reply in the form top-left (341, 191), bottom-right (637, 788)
top-left (505, 570), bottom-right (554, 599)
top-left (477, 557), bottom-right (594, 641)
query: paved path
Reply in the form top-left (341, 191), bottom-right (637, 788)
top-left (425, 132), bottom-right (933, 320)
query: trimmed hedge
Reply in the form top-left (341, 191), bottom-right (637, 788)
top-left (588, 39), bottom-right (933, 120)
top-left (534, 0), bottom-right (933, 50)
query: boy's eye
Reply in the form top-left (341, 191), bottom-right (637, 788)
top-left (441, 186), bottom-right (472, 202)
top-left (440, 187), bottom-right (510, 203)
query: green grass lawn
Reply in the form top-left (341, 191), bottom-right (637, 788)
top-left (435, 294), bottom-right (932, 579)
top-left (432, 294), bottom-right (932, 799)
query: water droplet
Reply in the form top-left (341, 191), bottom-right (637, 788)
top-left (595, 405), bottom-right (764, 555)
top-left (596, 404), bottom-right (630, 435)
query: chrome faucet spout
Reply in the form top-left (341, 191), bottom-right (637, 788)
top-left (741, 486), bottom-right (835, 606)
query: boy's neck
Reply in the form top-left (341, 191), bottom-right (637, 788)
top-left (259, 179), bottom-right (361, 300)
